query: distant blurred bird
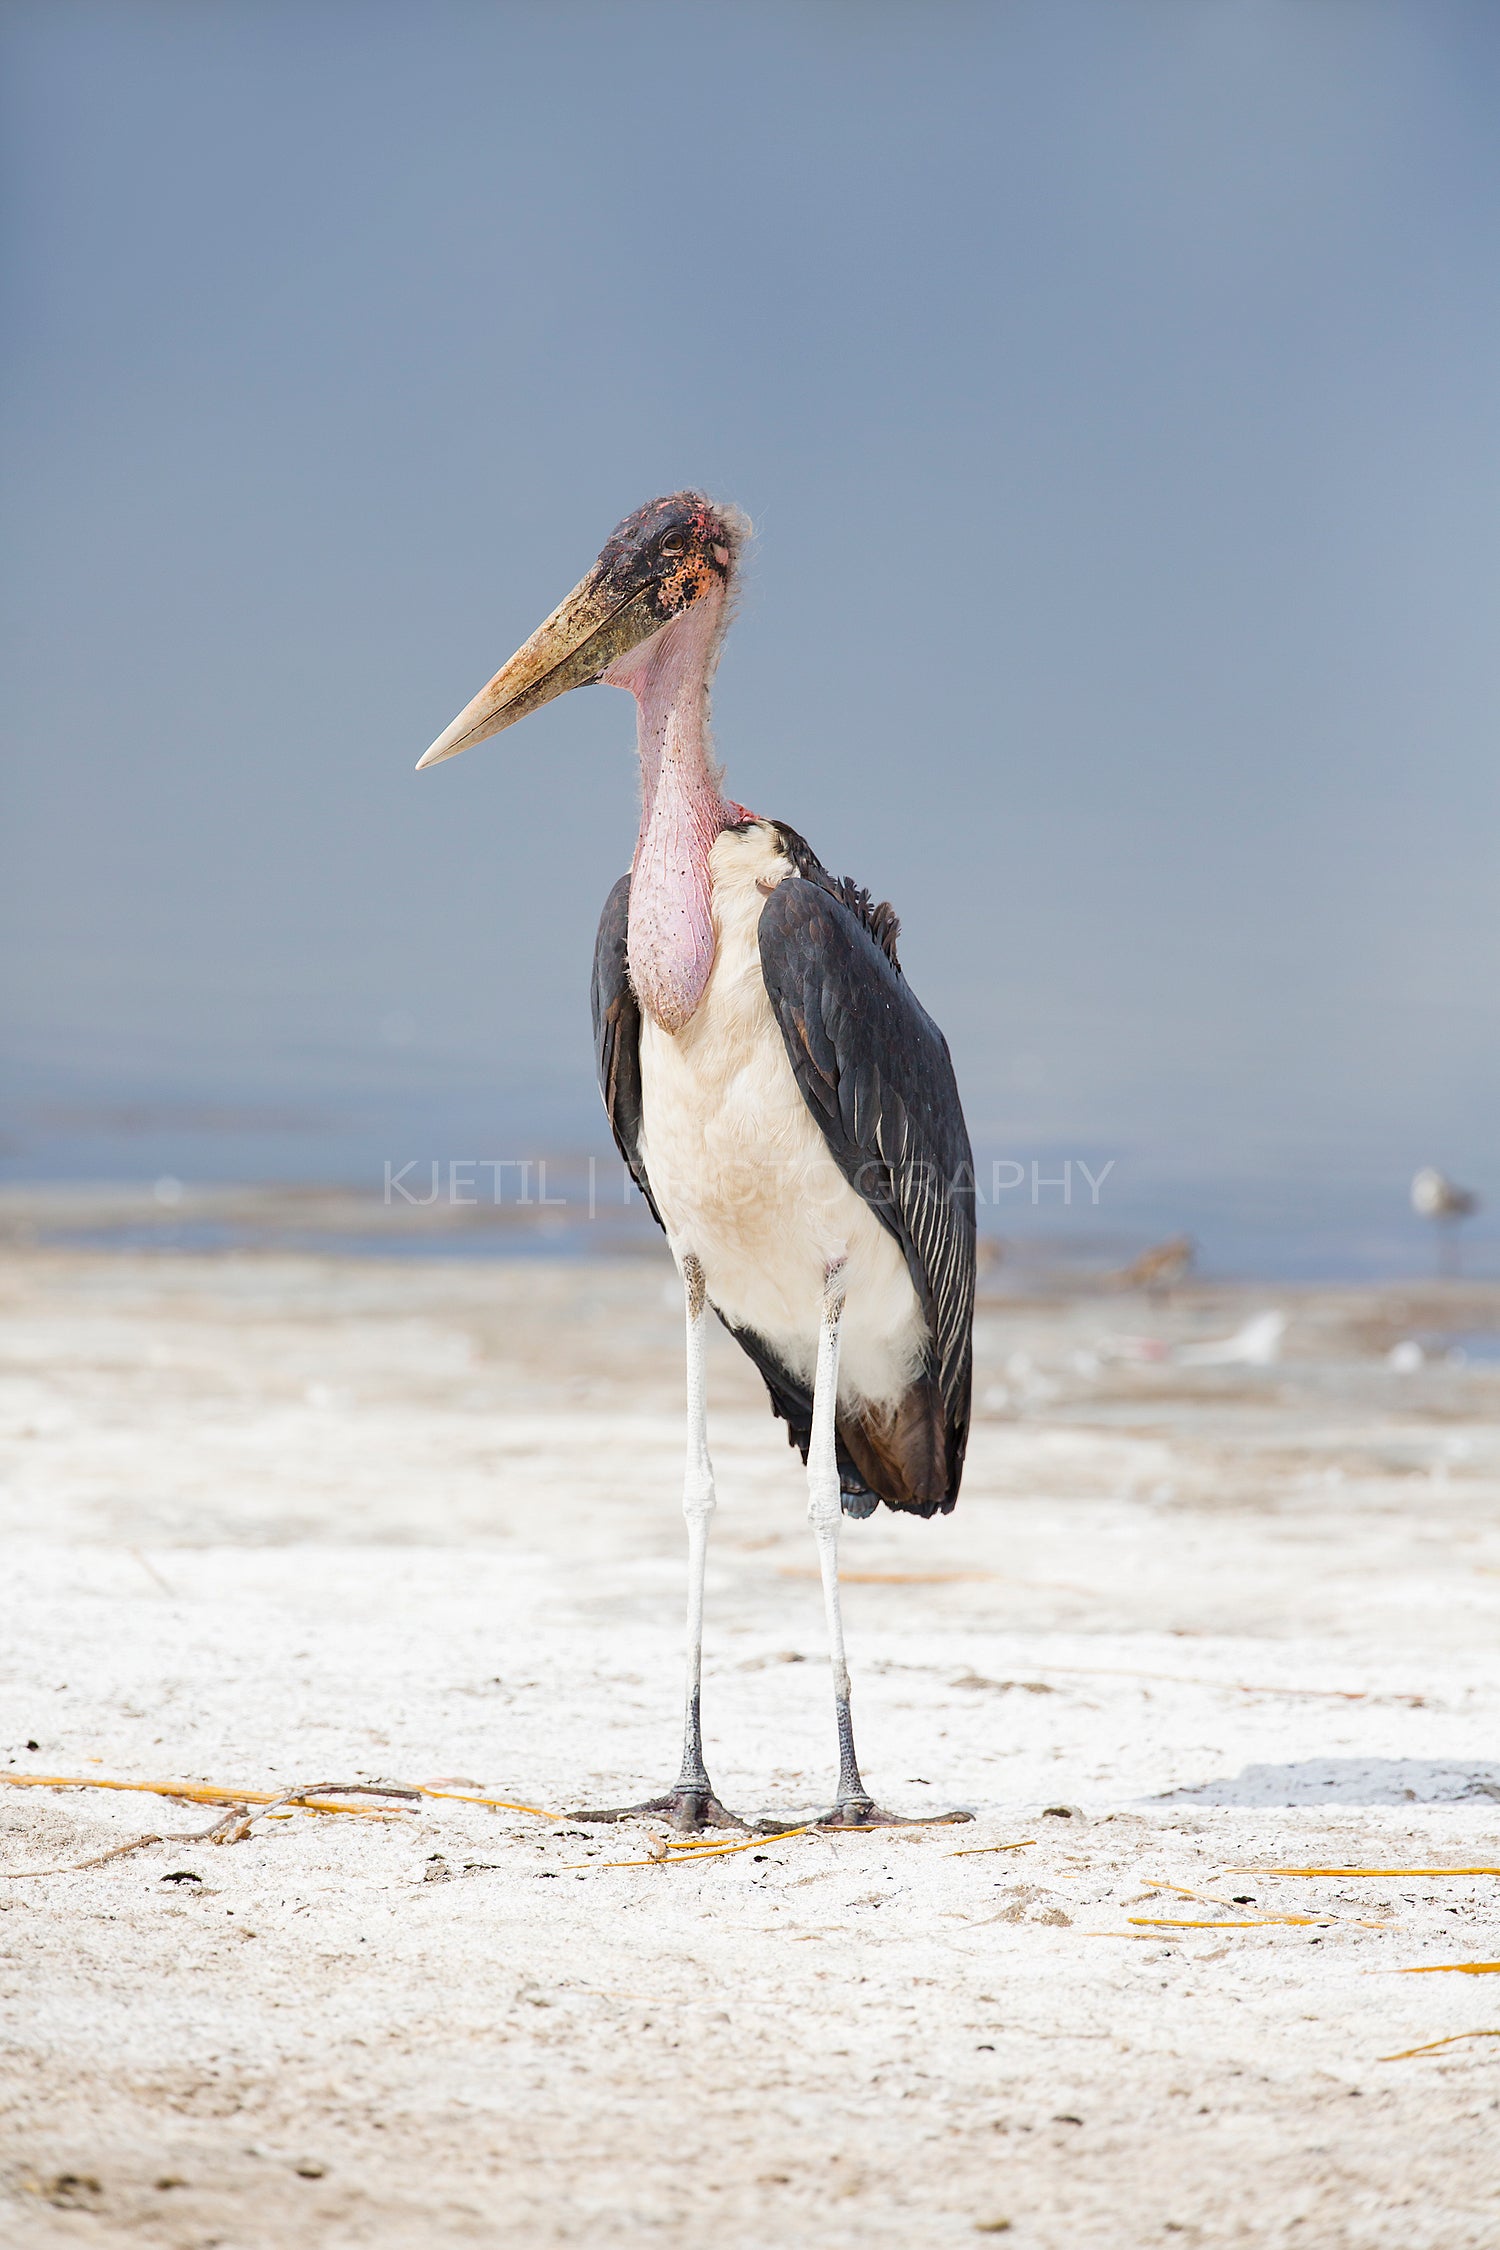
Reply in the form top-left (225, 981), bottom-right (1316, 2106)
top-left (1411, 1168), bottom-right (1480, 1276)
top-left (1411, 1168), bottom-right (1479, 1222)
top-left (1117, 1235), bottom-right (1194, 1295)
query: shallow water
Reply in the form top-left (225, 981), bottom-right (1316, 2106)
top-left (3, 1069), bottom-right (1494, 1281)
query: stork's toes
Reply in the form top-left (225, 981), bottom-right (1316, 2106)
top-left (568, 1784), bottom-right (753, 1835)
top-left (762, 1797), bottom-right (974, 1831)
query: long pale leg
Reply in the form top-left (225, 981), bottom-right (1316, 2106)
top-left (803, 1259), bottom-right (971, 1829)
top-left (572, 1253), bottom-right (748, 1834)
top-left (804, 1259), bottom-right (875, 1822)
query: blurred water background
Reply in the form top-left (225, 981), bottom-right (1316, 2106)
top-left (4, 1062), bottom-right (1495, 1282)
top-left (5, 3), bottom-right (1497, 1282)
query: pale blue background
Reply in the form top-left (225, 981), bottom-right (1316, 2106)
top-left (4, 2), bottom-right (1497, 1270)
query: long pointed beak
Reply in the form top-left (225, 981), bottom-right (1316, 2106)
top-left (417, 567), bottom-right (659, 770)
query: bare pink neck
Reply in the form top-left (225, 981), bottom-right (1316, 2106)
top-left (606, 590), bottom-right (735, 1034)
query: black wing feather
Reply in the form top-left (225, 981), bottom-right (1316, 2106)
top-left (591, 872), bottom-right (661, 1225)
top-left (756, 872), bottom-right (976, 1504)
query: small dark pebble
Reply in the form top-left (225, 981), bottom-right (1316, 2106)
top-left (25, 1740), bottom-right (38, 1752)
top-left (294, 2161), bottom-right (326, 2179)
top-left (161, 1871), bottom-right (202, 1886)
top-left (44, 2176), bottom-right (102, 2210)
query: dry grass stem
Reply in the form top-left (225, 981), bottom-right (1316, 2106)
top-left (1134, 1880), bottom-right (1392, 1930)
top-left (1128, 1915), bottom-right (1331, 1930)
top-left (1381, 2029), bottom-right (1500, 2062)
top-left (2, 1833), bottom-right (165, 1879)
top-left (1134, 1880), bottom-right (1247, 1911)
top-left (1235, 1866), bottom-right (1500, 1879)
top-left (206, 1781), bottom-right (423, 1844)
top-left (0, 1773), bottom-right (402, 1819)
top-left (0, 1771), bottom-right (571, 1874)
top-left (566, 1826), bottom-right (816, 1870)
top-left (1401, 1962), bottom-right (1500, 1976)
top-left (416, 1787), bottom-right (561, 1819)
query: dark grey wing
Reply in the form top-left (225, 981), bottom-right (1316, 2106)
top-left (591, 873), bottom-right (662, 1229)
top-left (757, 876), bottom-right (976, 1505)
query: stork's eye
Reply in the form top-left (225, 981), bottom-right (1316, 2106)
top-left (658, 533), bottom-right (687, 557)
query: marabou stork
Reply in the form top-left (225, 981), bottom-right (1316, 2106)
top-left (418, 494), bottom-right (975, 1832)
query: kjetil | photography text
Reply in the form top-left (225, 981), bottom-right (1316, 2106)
top-left (381, 1156), bottom-right (1117, 1212)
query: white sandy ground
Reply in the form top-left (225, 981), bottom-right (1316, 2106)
top-left (3, 1243), bottom-right (1500, 2247)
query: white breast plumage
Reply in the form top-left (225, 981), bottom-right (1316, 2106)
top-left (635, 821), bottom-right (927, 1413)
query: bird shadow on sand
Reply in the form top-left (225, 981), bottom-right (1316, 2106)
top-left (1155, 1757), bottom-right (1500, 1807)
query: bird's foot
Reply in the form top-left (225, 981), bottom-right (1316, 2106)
top-left (760, 1796), bottom-right (974, 1832)
top-left (568, 1784), bottom-right (753, 1836)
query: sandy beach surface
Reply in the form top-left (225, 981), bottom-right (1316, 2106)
top-left (3, 1229), bottom-right (1500, 2247)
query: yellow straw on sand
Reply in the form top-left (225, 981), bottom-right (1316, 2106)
top-left (0, 1773), bottom-right (395, 1819)
top-left (0, 1772), bottom-right (564, 1821)
top-left (416, 1787), bottom-right (561, 1819)
top-left (567, 1827), bottom-right (815, 1869)
top-left (1233, 1865), bottom-right (1500, 1878)
top-left (1128, 1915), bottom-right (1329, 1930)
top-left (1382, 2029), bottom-right (1500, 2061)
top-left (1401, 1962), bottom-right (1500, 1976)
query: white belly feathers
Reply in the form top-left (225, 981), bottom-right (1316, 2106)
top-left (636, 822), bottom-right (927, 1413)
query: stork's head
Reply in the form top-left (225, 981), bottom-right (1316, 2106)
top-left (417, 492), bottom-right (748, 769)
